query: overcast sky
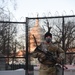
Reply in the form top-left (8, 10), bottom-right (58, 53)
top-left (7, 0), bottom-right (75, 21)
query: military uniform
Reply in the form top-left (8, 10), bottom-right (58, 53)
top-left (31, 41), bottom-right (65, 75)
top-left (40, 41), bottom-right (65, 75)
top-left (31, 31), bottom-right (65, 75)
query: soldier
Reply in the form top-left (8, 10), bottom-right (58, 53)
top-left (31, 32), bottom-right (65, 75)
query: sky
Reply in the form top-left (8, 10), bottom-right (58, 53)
top-left (6, 0), bottom-right (75, 21)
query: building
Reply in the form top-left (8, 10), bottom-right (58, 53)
top-left (29, 18), bottom-right (45, 65)
top-left (29, 19), bottom-right (45, 52)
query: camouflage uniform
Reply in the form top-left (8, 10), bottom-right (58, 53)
top-left (32, 42), bottom-right (65, 75)
top-left (40, 41), bottom-right (65, 75)
top-left (31, 41), bottom-right (65, 75)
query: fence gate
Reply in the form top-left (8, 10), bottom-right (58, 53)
top-left (26, 15), bottom-right (75, 75)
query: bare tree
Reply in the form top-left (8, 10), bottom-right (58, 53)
top-left (0, 0), bottom-right (17, 56)
top-left (0, 10), bottom-right (17, 56)
top-left (0, 0), bottom-right (17, 10)
top-left (0, 22), bottom-right (17, 55)
top-left (54, 21), bottom-right (75, 50)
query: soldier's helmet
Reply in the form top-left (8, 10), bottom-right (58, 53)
top-left (44, 32), bottom-right (52, 39)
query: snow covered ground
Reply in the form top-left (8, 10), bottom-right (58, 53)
top-left (0, 69), bottom-right (25, 75)
top-left (0, 65), bottom-right (75, 75)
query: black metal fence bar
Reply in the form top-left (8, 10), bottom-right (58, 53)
top-left (27, 15), bottom-right (75, 19)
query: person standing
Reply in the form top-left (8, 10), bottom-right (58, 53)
top-left (31, 31), bottom-right (65, 75)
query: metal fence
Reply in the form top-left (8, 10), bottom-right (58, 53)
top-left (0, 21), bottom-right (26, 69)
top-left (27, 15), bottom-right (75, 75)
top-left (0, 15), bottom-right (75, 75)
top-left (27, 15), bottom-right (75, 64)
